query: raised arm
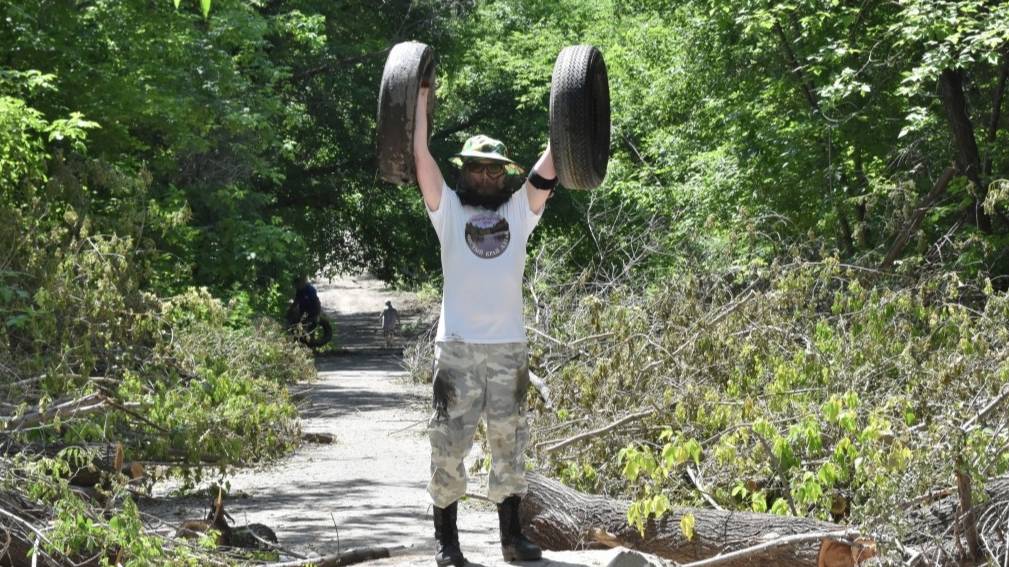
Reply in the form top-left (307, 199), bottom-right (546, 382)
top-left (525, 143), bottom-right (555, 215)
top-left (413, 86), bottom-right (445, 212)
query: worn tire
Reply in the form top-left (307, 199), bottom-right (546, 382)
top-left (376, 41), bottom-right (436, 185)
top-left (549, 45), bottom-right (610, 190)
top-left (304, 317), bottom-right (332, 348)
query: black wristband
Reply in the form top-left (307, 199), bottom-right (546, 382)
top-left (528, 170), bottom-right (558, 191)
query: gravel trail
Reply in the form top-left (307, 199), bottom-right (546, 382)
top-left (145, 275), bottom-right (647, 566)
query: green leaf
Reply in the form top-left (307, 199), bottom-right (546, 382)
top-left (201, 0), bottom-right (211, 18)
top-left (817, 462), bottom-right (840, 486)
top-left (173, 0), bottom-right (181, 8)
top-left (822, 398), bottom-right (841, 422)
top-left (651, 494), bottom-right (670, 518)
top-left (770, 497), bottom-right (791, 515)
top-left (679, 512), bottom-right (696, 541)
top-left (623, 456), bottom-right (641, 482)
top-left (5, 313), bottom-right (30, 329)
top-left (685, 438), bottom-right (702, 465)
top-left (731, 483), bottom-right (749, 499)
top-left (661, 443), bottom-right (677, 469)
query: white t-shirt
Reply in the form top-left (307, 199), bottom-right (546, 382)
top-left (427, 182), bottom-right (542, 343)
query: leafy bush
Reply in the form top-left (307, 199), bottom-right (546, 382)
top-left (0, 92), bottom-right (314, 565)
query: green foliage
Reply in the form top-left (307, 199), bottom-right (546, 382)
top-left (6, 0), bottom-right (1009, 561)
top-left (0, 89), bottom-right (313, 563)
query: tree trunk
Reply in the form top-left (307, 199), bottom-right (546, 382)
top-left (837, 206), bottom-right (856, 257)
top-left (520, 472), bottom-right (869, 567)
top-left (853, 150), bottom-right (871, 248)
top-left (983, 46), bottom-right (1009, 177)
top-left (938, 68), bottom-right (991, 232)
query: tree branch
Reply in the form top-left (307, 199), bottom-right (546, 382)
top-left (753, 430), bottom-right (799, 516)
top-left (3, 393), bottom-right (107, 430)
top-left (879, 165), bottom-right (958, 271)
top-left (983, 46), bottom-right (1009, 176)
top-left (773, 21), bottom-right (820, 114)
top-left (541, 409), bottom-right (656, 454)
top-left (431, 109), bottom-right (494, 142)
top-left (675, 530), bottom-right (861, 567)
top-left (960, 383), bottom-right (1009, 433)
top-left (291, 48), bottom-right (393, 83)
top-left (954, 456), bottom-right (980, 562)
top-left (268, 544), bottom-right (414, 566)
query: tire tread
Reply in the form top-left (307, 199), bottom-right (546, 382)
top-left (549, 45), bottom-right (610, 190)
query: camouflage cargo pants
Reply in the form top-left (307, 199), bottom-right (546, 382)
top-left (427, 341), bottom-right (531, 508)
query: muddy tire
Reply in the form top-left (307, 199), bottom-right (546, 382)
top-left (304, 317), bottom-right (332, 348)
top-left (376, 41), bottom-right (436, 185)
top-left (549, 45), bottom-right (610, 190)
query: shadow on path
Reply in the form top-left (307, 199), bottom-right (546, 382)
top-left (323, 309), bottom-right (427, 353)
top-left (298, 383), bottom-right (427, 419)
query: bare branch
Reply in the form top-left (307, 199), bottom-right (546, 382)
top-left (541, 409), bottom-right (655, 454)
top-left (879, 166), bottom-right (958, 271)
top-left (675, 530), bottom-right (861, 567)
top-left (961, 383), bottom-right (1009, 433)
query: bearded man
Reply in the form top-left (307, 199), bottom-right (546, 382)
top-left (412, 83), bottom-right (556, 566)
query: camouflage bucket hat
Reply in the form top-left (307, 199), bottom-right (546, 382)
top-left (449, 135), bottom-right (525, 175)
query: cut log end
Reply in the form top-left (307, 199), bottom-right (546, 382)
top-left (818, 537), bottom-right (877, 567)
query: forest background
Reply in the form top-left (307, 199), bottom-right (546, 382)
top-left (3, 0), bottom-right (1009, 564)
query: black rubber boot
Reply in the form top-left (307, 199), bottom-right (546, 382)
top-left (434, 502), bottom-right (467, 566)
top-left (497, 495), bottom-right (542, 562)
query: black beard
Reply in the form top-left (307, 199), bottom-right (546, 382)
top-left (455, 174), bottom-right (513, 210)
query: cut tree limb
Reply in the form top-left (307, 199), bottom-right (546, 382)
top-left (960, 383), bottom-right (1009, 433)
top-left (528, 370), bottom-right (553, 410)
top-left (954, 459), bottom-right (980, 562)
top-left (674, 530), bottom-right (861, 567)
top-left (520, 472), bottom-right (872, 567)
top-left (540, 409), bottom-right (655, 454)
top-left (2, 393), bottom-right (108, 430)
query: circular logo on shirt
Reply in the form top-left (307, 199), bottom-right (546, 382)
top-left (465, 212), bottom-right (511, 258)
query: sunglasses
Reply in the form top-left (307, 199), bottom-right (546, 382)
top-left (464, 162), bottom-right (507, 179)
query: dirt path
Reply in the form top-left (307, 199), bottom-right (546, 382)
top-left (146, 275), bottom-right (655, 566)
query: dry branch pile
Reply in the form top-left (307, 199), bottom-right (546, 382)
top-left (397, 194), bottom-right (1009, 564)
top-left (512, 205), bottom-right (1009, 565)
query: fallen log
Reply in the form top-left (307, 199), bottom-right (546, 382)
top-left (520, 472), bottom-right (874, 567)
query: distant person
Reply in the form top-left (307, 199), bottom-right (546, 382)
top-left (379, 300), bottom-right (400, 347)
top-left (288, 275), bottom-right (321, 328)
